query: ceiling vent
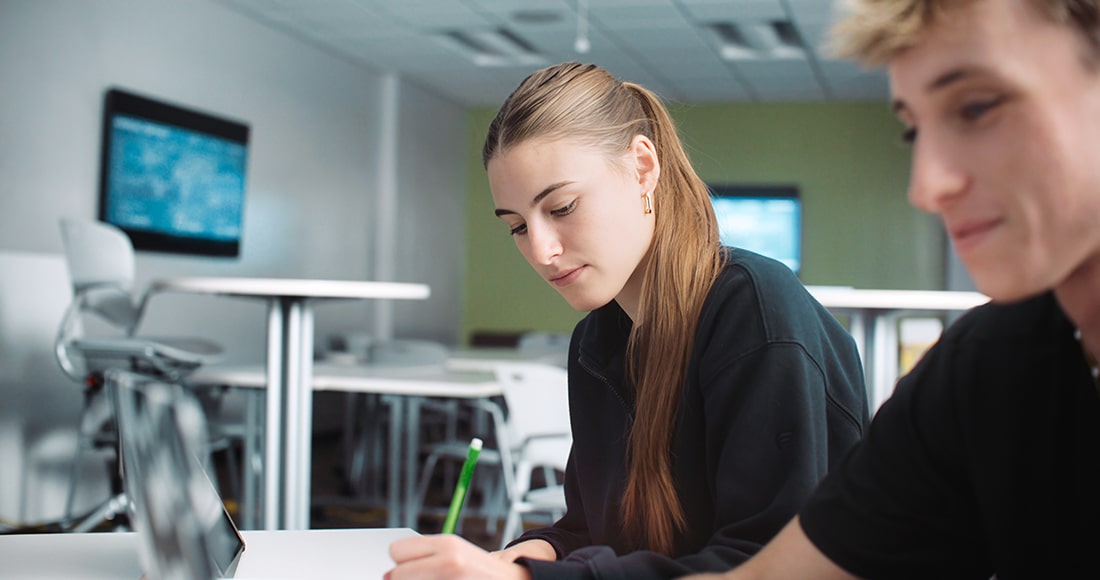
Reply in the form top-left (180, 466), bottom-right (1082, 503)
top-left (436, 28), bottom-right (545, 67)
top-left (707, 20), bottom-right (807, 60)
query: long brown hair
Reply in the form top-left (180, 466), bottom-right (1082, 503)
top-left (483, 62), bottom-right (723, 555)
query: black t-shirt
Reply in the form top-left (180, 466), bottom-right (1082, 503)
top-left (800, 292), bottom-right (1100, 579)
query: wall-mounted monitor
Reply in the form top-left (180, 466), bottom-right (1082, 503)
top-left (709, 184), bottom-right (802, 275)
top-left (98, 88), bottom-right (249, 257)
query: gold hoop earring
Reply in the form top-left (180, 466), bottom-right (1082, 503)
top-left (642, 193), bottom-right (653, 214)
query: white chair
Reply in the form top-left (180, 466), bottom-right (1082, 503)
top-left (54, 219), bottom-right (227, 531)
top-left (412, 362), bottom-right (571, 542)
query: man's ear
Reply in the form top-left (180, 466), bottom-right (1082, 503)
top-left (631, 134), bottom-right (660, 194)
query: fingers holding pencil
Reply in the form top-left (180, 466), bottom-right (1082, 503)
top-left (385, 438), bottom-right (534, 579)
top-left (386, 535), bottom-right (531, 580)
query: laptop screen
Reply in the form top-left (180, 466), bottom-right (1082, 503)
top-left (108, 369), bottom-right (246, 578)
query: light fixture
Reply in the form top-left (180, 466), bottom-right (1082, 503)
top-left (436, 28), bottom-right (545, 67)
top-left (706, 20), bottom-right (806, 61)
top-left (575, 0), bottom-right (589, 54)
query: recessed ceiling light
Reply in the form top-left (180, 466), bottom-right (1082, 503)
top-left (436, 28), bottom-right (545, 67)
top-left (706, 20), bottom-right (807, 61)
top-left (511, 10), bottom-right (563, 25)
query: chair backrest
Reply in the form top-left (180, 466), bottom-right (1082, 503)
top-left (485, 362), bottom-right (572, 509)
top-left (59, 219), bottom-right (136, 294)
top-left (54, 220), bottom-right (143, 380)
top-left (494, 362), bottom-right (571, 448)
top-left (58, 219), bottom-right (142, 332)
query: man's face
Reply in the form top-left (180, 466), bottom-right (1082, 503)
top-left (889, 0), bottom-right (1100, 302)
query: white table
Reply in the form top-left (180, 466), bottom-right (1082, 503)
top-left (152, 277), bottom-right (430, 531)
top-left (0, 528), bottom-right (417, 579)
top-left (805, 287), bottom-right (989, 411)
top-left (191, 362), bottom-right (503, 530)
top-left (446, 347), bottom-right (568, 372)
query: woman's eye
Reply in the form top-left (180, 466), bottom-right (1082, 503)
top-left (550, 200), bottom-right (577, 217)
top-left (509, 223), bottom-right (528, 236)
top-left (900, 126), bottom-right (917, 144)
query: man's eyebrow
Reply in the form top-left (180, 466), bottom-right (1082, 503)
top-left (892, 66), bottom-right (981, 115)
top-left (493, 181), bottom-right (574, 217)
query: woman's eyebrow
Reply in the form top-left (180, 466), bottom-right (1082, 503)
top-left (494, 181), bottom-right (574, 216)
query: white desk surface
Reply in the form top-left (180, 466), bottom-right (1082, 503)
top-left (191, 362), bottom-right (501, 398)
top-left (805, 286), bottom-right (989, 311)
top-left (0, 528), bottom-right (417, 579)
top-left (152, 276), bottom-right (431, 301)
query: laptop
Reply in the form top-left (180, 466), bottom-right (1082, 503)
top-left (107, 369), bottom-right (246, 579)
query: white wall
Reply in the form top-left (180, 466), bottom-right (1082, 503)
top-left (0, 0), bottom-right (467, 522)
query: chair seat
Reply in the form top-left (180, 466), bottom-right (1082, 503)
top-left (522, 485), bottom-right (565, 508)
top-left (72, 336), bottom-right (223, 372)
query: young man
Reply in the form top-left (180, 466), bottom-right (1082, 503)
top-left (686, 0), bottom-right (1100, 577)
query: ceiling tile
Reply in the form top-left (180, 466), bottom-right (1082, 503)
top-left (678, 0), bottom-right (788, 22)
top-left (211, 0), bottom-right (889, 106)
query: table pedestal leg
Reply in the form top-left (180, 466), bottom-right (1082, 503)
top-left (264, 302), bottom-right (285, 530)
top-left (403, 396), bottom-right (423, 530)
top-left (263, 298), bottom-right (314, 530)
top-left (382, 395), bottom-right (404, 528)
top-left (284, 300), bottom-right (313, 530)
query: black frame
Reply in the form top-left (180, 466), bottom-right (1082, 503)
top-left (98, 88), bottom-right (250, 257)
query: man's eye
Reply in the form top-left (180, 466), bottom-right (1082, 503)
top-left (960, 97), bottom-right (1004, 122)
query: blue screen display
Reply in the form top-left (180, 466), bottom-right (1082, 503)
top-left (712, 195), bottom-right (801, 274)
top-left (106, 114), bottom-right (246, 243)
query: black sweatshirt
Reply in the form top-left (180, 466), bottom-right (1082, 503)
top-left (512, 249), bottom-right (869, 579)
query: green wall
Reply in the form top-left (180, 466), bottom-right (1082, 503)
top-left (460, 101), bottom-right (942, 344)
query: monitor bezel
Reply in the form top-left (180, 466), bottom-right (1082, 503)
top-left (97, 87), bottom-right (249, 258)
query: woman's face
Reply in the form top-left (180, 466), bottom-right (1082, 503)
top-left (487, 136), bottom-right (659, 317)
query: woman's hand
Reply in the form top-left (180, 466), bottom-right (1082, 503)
top-left (387, 534), bottom-right (532, 580)
top-left (490, 539), bottom-right (557, 563)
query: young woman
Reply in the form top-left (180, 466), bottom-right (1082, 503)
top-left (387, 62), bottom-right (868, 580)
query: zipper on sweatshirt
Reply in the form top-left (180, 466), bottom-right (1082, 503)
top-left (578, 355), bottom-right (635, 421)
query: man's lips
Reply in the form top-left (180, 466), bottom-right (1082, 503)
top-left (549, 266), bottom-right (585, 287)
top-left (949, 218), bottom-right (1000, 250)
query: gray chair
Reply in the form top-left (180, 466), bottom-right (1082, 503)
top-left (54, 219), bottom-right (227, 531)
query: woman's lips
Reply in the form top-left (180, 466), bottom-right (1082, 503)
top-left (549, 266), bottom-right (585, 287)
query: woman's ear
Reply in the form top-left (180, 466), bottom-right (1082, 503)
top-left (631, 135), bottom-right (660, 194)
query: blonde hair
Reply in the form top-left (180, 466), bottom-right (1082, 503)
top-left (830, 0), bottom-right (1100, 67)
top-left (484, 62), bottom-right (723, 555)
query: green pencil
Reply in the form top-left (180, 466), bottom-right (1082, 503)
top-left (441, 437), bottom-right (483, 534)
